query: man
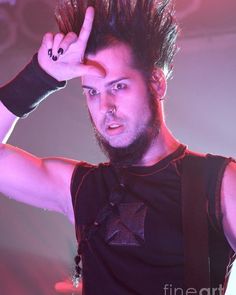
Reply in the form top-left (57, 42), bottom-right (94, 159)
top-left (0, 0), bottom-right (235, 294)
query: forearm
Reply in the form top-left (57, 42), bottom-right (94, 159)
top-left (0, 102), bottom-right (19, 143)
top-left (0, 53), bottom-right (66, 144)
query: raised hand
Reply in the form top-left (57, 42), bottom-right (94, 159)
top-left (38, 7), bottom-right (104, 81)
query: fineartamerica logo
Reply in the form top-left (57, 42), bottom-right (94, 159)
top-left (164, 284), bottom-right (224, 295)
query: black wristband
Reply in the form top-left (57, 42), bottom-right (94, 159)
top-left (0, 54), bottom-right (66, 118)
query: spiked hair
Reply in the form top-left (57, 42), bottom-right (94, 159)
top-left (55, 0), bottom-right (178, 79)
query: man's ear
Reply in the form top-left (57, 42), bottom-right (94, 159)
top-left (150, 68), bottom-right (167, 100)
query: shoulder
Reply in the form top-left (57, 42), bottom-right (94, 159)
top-left (70, 161), bottom-right (111, 193)
top-left (223, 159), bottom-right (236, 178)
top-left (71, 161), bottom-right (111, 179)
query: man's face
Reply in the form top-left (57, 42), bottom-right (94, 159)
top-left (82, 42), bottom-right (161, 165)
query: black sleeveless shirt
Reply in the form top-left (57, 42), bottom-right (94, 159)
top-left (70, 145), bottom-right (232, 295)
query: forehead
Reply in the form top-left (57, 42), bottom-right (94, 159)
top-left (82, 43), bottom-right (138, 85)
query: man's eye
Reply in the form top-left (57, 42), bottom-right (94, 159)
top-left (88, 89), bottom-right (99, 96)
top-left (113, 83), bottom-right (127, 91)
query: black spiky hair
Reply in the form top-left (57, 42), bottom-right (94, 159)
top-left (55, 0), bottom-right (178, 79)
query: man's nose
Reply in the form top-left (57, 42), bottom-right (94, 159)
top-left (99, 92), bottom-right (116, 114)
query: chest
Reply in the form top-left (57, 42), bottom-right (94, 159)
top-left (77, 166), bottom-right (183, 262)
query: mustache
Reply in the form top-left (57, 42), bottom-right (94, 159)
top-left (103, 113), bottom-right (125, 127)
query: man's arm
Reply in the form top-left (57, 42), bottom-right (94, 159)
top-left (0, 7), bottom-right (102, 223)
top-left (0, 101), bottom-right (77, 223)
top-left (221, 161), bottom-right (236, 251)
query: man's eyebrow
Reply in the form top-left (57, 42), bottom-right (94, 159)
top-left (105, 77), bottom-right (129, 87)
top-left (82, 85), bottom-right (94, 90)
top-left (82, 77), bottom-right (129, 89)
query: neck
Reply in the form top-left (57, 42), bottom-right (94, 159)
top-left (136, 123), bottom-right (180, 167)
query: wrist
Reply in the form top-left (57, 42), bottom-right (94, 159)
top-left (0, 53), bottom-right (67, 118)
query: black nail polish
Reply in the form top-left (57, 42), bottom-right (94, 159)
top-left (52, 55), bottom-right (58, 61)
top-left (48, 49), bottom-right (52, 57)
top-left (58, 48), bottom-right (64, 55)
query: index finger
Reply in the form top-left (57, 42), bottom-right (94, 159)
top-left (76, 6), bottom-right (95, 57)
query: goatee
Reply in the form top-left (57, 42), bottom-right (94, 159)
top-left (94, 115), bottom-right (160, 167)
top-left (90, 88), bottom-right (161, 167)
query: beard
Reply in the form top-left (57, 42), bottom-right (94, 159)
top-left (90, 90), bottom-right (161, 167)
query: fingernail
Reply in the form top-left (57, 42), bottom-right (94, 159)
top-left (48, 49), bottom-right (52, 57)
top-left (52, 55), bottom-right (58, 61)
top-left (58, 48), bottom-right (64, 55)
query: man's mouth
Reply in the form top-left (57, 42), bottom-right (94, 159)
top-left (106, 122), bottom-right (124, 135)
top-left (108, 123), bottom-right (121, 129)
